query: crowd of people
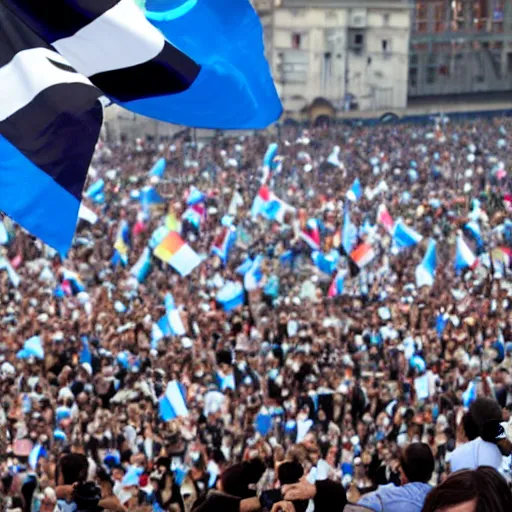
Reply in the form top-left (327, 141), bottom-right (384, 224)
top-left (1, 114), bottom-right (512, 512)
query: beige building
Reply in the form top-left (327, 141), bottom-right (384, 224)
top-left (255, 0), bottom-right (411, 119)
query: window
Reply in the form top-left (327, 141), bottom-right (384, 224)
top-left (426, 67), bottom-right (436, 84)
top-left (292, 33), bottom-right (302, 49)
top-left (382, 39), bottom-right (390, 52)
top-left (355, 33), bottom-right (364, 45)
top-left (409, 68), bottom-right (418, 87)
top-left (348, 29), bottom-right (365, 54)
top-left (383, 13), bottom-right (390, 25)
top-left (322, 52), bottom-right (332, 89)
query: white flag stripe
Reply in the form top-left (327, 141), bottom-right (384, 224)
top-left (53, 0), bottom-right (165, 78)
top-left (0, 48), bottom-right (94, 122)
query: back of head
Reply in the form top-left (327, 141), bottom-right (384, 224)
top-left (469, 398), bottom-right (502, 434)
top-left (400, 443), bottom-right (434, 484)
top-left (58, 453), bottom-right (89, 485)
top-left (422, 467), bottom-right (512, 512)
top-left (220, 459), bottom-right (265, 499)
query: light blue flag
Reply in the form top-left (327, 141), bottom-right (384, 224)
top-left (263, 143), bottom-right (279, 169)
top-left (29, 444), bottom-right (47, 470)
top-left (393, 220), bottom-right (423, 249)
top-left (17, 336), bottom-right (44, 360)
top-left (159, 380), bottom-right (189, 421)
top-left (149, 158), bottom-right (167, 178)
top-left (342, 209), bottom-right (358, 255)
top-left (127, 0), bottom-right (282, 129)
top-left (415, 239), bottom-right (436, 287)
top-left (347, 178), bottom-right (362, 202)
top-left (217, 281), bottom-right (245, 311)
top-left (79, 336), bottom-right (92, 366)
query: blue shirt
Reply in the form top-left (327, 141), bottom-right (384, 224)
top-left (358, 482), bottom-right (432, 512)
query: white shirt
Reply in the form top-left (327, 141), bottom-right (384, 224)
top-left (450, 438), bottom-right (503, 473)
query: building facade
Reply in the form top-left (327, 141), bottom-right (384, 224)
top-left (409, 0), bottom-right (512, 97)
top-left (255, 0), bottom-right (411, 117)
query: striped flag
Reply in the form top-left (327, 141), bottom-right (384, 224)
top-left (415, 239), bottom-right (436, 288)
top-left (377, 204), bottom-right (394, 233)
top-left (217, 281), bottom-right (245, 311)
top-left (0, 256), bottom-right (21, 287)
top-left (17, 336), bottom-right (44, 360)
top-left (244, 255), bottom-right (264, 291)
top-left (342, 209), bottom-right (358, 255)
top-left (346, 178), bottom-right (362, 202)
top-left (154, 231), bottom-right (202, 276)
top-left (393, 220), bottom-right (423, 249)
top-left (130, 247), bottom-right (152, 283)
top-left (455, 235), bottom-right (478, 272)
top-left (112, 219), bottom-right (130, 267)
top-left (212, 226), bottom-right (237, 265)
top-left (0, 0), bottom-right (280, 253)
top-left (29, 444), bottom-right (47, 470)
top-left (328, 270), bottom-right (346, 298)
top-left (159, 381), bottom-right (189, 421)
top-left (350, 243), bottom-right (376, 269)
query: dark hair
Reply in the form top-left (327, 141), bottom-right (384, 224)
top-left (220, 459), bottom-right (266, 499)
top-left (58, 453), bottom-right (89, 485)
top-left (463, 412), bottom-right (480, 441)
top-left (400, 443), bottom-right (434, 484)
top-left (422, 467), bottom-right (512, 512)
top-left (469, 398), bottom-right (502, 434)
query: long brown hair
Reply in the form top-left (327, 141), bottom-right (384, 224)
top-left (422, 467), bottom-right (512, 512)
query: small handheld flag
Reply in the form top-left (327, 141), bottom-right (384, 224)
top-left (415, 239), bottom-right (437, 288)
top-left (393, 220), bottom-right (423, 249)
top-left (346, 178), bottom-right (362, 202)
top-left (455, 235), bottom-right (477, 272)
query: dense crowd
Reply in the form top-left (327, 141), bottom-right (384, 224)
top-left (1, 115), bottom-right (512, 512)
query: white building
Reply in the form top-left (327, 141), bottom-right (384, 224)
top-left (256, 0), bottom-right (411, 119)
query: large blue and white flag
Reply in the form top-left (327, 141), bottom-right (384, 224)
top-left (393, 220), bottom-right (423, 249)
top-left (415, 239), bottom-right (436, 288)
top-left (0, 0), bottom-right (280, 253)
top-left (342, 209), bottom-right (358, 255)
top-left (159, 380), bottom-right (189, 421)
top-left (346, 178), bottom-right (362, 202)
top-left (455, 235), bottom-right (477, 272)
top-left (217, 281), bottom-right (245, 311)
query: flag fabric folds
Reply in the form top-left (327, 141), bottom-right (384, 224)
top-left (154, 231), bottom-right (202, 276)
top-left (244, 255), bottom-right (263, 291)
top-left (377, 204), bottom-right (394, 233)
top-left (0, 0), bottom-right (280, 253)
top-left (17, 336), bottom-right (44, 360)
top-left (328, 270), bottom-right (346, 297)
top-left (216, 281), bottom-right (245, 311)
top-left (148, 158), bottom-right (166, 178)
top-left (212, 226), bottom-right (237, 265)
top-left (455, 235), bottom-right (477, 272)
top-left (159, 381), bottom-right (189, 421)
top-left (415, 239), bottom-right (437, 288)
top-left (251, 186), bottom-right (294, 224)
top-left (393, 220), bottom-right (423, 249)
top-left (350, 243), bottom-right (376, 269)
top-left (346, 178), bottom-right (362, 202)
top-left (342, 209), bottom-right (358, 255)
top-left (112, 220), bottom-right (130, 266)
top-left (29, 444), bottom-right (47, 470)
top-left (130, 247), bottom-right (152, 283)
top-left (164, 292), bottom-right (186, 336)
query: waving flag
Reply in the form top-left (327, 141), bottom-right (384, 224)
top-left (217, 281), bottom-right (245, 311)
top-left (327, 145), bottom-right (342, 168)
top-left (29, 444), bottom-right (47, 470)
top-left (164, 292), bottom-right (186, 335)
top-left (17, 336), bottom-right (44, 360)
top-left (112, 220), bottom-right (130, 267)
top-left (130, 247), bottom-right (152, 283)
top-left (148, 158), bottom-right (166, 178)
top-left (244, 255), bottom-right (263, 291)
top-left (328, 270), bottom-right (346, 297)
top-left (312, 249), bottom-right (340, 275)
top-left (342, 209), bottom-right (358, 255)
top-left (393, 220), bottom-right (423, 249)
top-left (212, 226), bottom-right (237, 265)
top-left (455, 235), bottom-right (478, 272)
top-left (350, 243), bottom-right (376, 269)
top-left (186, 186), bottom-right (206, 206)
top-left (182, 203), bottom-right (206, 230)
top-left (159, 381), bottom-right (189, 421)
top-left (377, 204), bottom-right (394, 233)
top-left (251, 186), bottom-right (294, 224)
top-left (464, 221), bottom-right (484, 253)
top-left (0, 0), bottom-right (280, 254)
top-left (141, 186), bottom-right (165, 208)
top-left (415, 239), bottom-right (437, 288)
top-left (61, 269), bottom-right (86, 295)
top-left (346, 178), bottom-right (362, 202)
top-left (300, 219), bottom-right (321, 251)
top-left (154, 231), bottom-right (202, 276)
